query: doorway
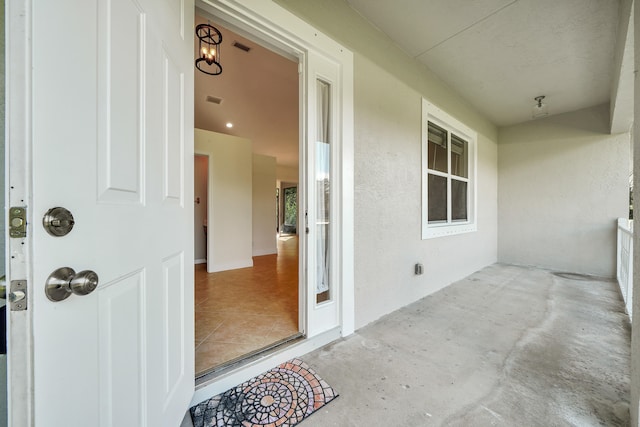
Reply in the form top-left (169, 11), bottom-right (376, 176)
top-left (192, 17), bottom-right (301, 377)
top-left (281, 185), bottom-right (297, 235)
top-left (5, 0), bottom-right (354, 419)
top-left (194, 155), bottom-right (208, 265)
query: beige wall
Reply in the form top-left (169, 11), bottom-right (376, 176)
top-left (195, 128), bottom-right (253, 272)
top-left (252, 154), bottom-right (277, 256)
top-left (498, 104), bottom-right (630, 277)
top-left (275, 0), bottom-right (499, 329)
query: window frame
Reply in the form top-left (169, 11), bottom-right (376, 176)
top-left (422, 99), bottom-right (478, 239)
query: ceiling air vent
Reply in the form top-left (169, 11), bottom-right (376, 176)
top-left (233, 41), bottom-right (251, 52)
top-left (206, 96), bottom-right (223, 105)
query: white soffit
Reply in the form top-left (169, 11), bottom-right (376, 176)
top-left (347, 0), bottom-right (516, 57)
top-left (347, 0), bottom-right (620, 127)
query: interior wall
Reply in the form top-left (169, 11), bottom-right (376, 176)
top-left (194, 155), bottom-right (208, 263)
top-left (195, 128), bottom-right (253, 272)
top-left (252, 154), bottom-right (277, 256)
top-left (498, 104), bottom-right (629, 277)
top-left (274, 0), bottom-right (499, 330)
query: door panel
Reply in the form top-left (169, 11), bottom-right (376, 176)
top-left (97, 0), bottom-right (145, 202)
top-left (161, 253), bottom-right (187, 400)
top-left (98, 271), bottom-right (145, 426)
top-left (31, 0), bottom-right (194, 425)
top-left (162, 50), bottom-right (185, 203)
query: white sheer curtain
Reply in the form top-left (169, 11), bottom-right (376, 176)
top-left (316, 80), bottom-right (331, 295)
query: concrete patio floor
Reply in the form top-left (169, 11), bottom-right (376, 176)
top-left (303, 263), bottom-right (630, 426)
top-left (185, 263), bottom-right (631, 426)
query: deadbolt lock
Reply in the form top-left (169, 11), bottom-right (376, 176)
top-left (43, 207), bottom-right (75, 237)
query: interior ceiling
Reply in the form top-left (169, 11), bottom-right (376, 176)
top-left (346, 0), bottom-right (621, 127)
top-left (194, 16), bottom-right (299, 169)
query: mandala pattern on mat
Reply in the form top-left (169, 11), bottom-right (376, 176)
top-left (190, 358), bottom-right (337, 427)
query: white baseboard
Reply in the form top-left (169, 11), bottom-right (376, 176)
top-left (209, 259), bottom-right (254, 273)
top-left (194, 259), bottom-right (207, 265)
top-left (252, 248), bottom-right (277, 257)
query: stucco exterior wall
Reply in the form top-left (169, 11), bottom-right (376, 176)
top-left (498, 104), bottom-right (630, 277)
top-left (275, 0), bottom-right (499, 329)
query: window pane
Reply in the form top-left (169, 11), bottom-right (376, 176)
top-left (452, 179), bottom-right (467, 221)
top-left (428, 174), bottom-right (447, 223)
top-left (428, 122), bottom-right (448, 173)
top-left (316, 80), bottom-right (331, 303)
top-left (283, 187), bottom-right (297, 228)
top-left (451, 134), bottom-right (468, 178)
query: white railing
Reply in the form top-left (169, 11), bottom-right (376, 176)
top-left (617, 218), bottom-right (633, 320)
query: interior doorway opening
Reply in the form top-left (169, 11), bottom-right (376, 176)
top-left (194, 155), bottom-right (208, 265)
top-left (192, 15), bottom-right (301, 378)
top-left (281, 185), bottom-right (297, 235)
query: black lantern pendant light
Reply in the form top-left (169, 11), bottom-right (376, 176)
top-left (195, 22), bottom-right (222, 75)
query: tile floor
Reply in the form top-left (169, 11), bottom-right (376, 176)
top-left (194, 235), bottom-right (299, 376)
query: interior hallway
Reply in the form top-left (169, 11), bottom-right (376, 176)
top-left (194, 236), bottom-right (299, 376)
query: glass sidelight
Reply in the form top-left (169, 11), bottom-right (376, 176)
top-left (316, 80), bottom-right (331, 304)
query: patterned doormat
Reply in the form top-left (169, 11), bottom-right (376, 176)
top-left (190, 358), bottom-right (338, 427)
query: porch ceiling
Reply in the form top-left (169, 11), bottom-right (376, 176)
top-left (346, 0), bottom-right (630, 128)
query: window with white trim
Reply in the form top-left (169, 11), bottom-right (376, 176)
top-left (422, 99), bottom-right (477, 239)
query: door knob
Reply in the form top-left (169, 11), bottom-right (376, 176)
top-left (45, 267), bottom-right (99, 302)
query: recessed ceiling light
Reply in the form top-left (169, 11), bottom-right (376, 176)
top-left (226, 122), bottom-right (233, 128)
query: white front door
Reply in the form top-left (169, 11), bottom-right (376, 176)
top-left (26, 0), bottom-right (194, 425)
